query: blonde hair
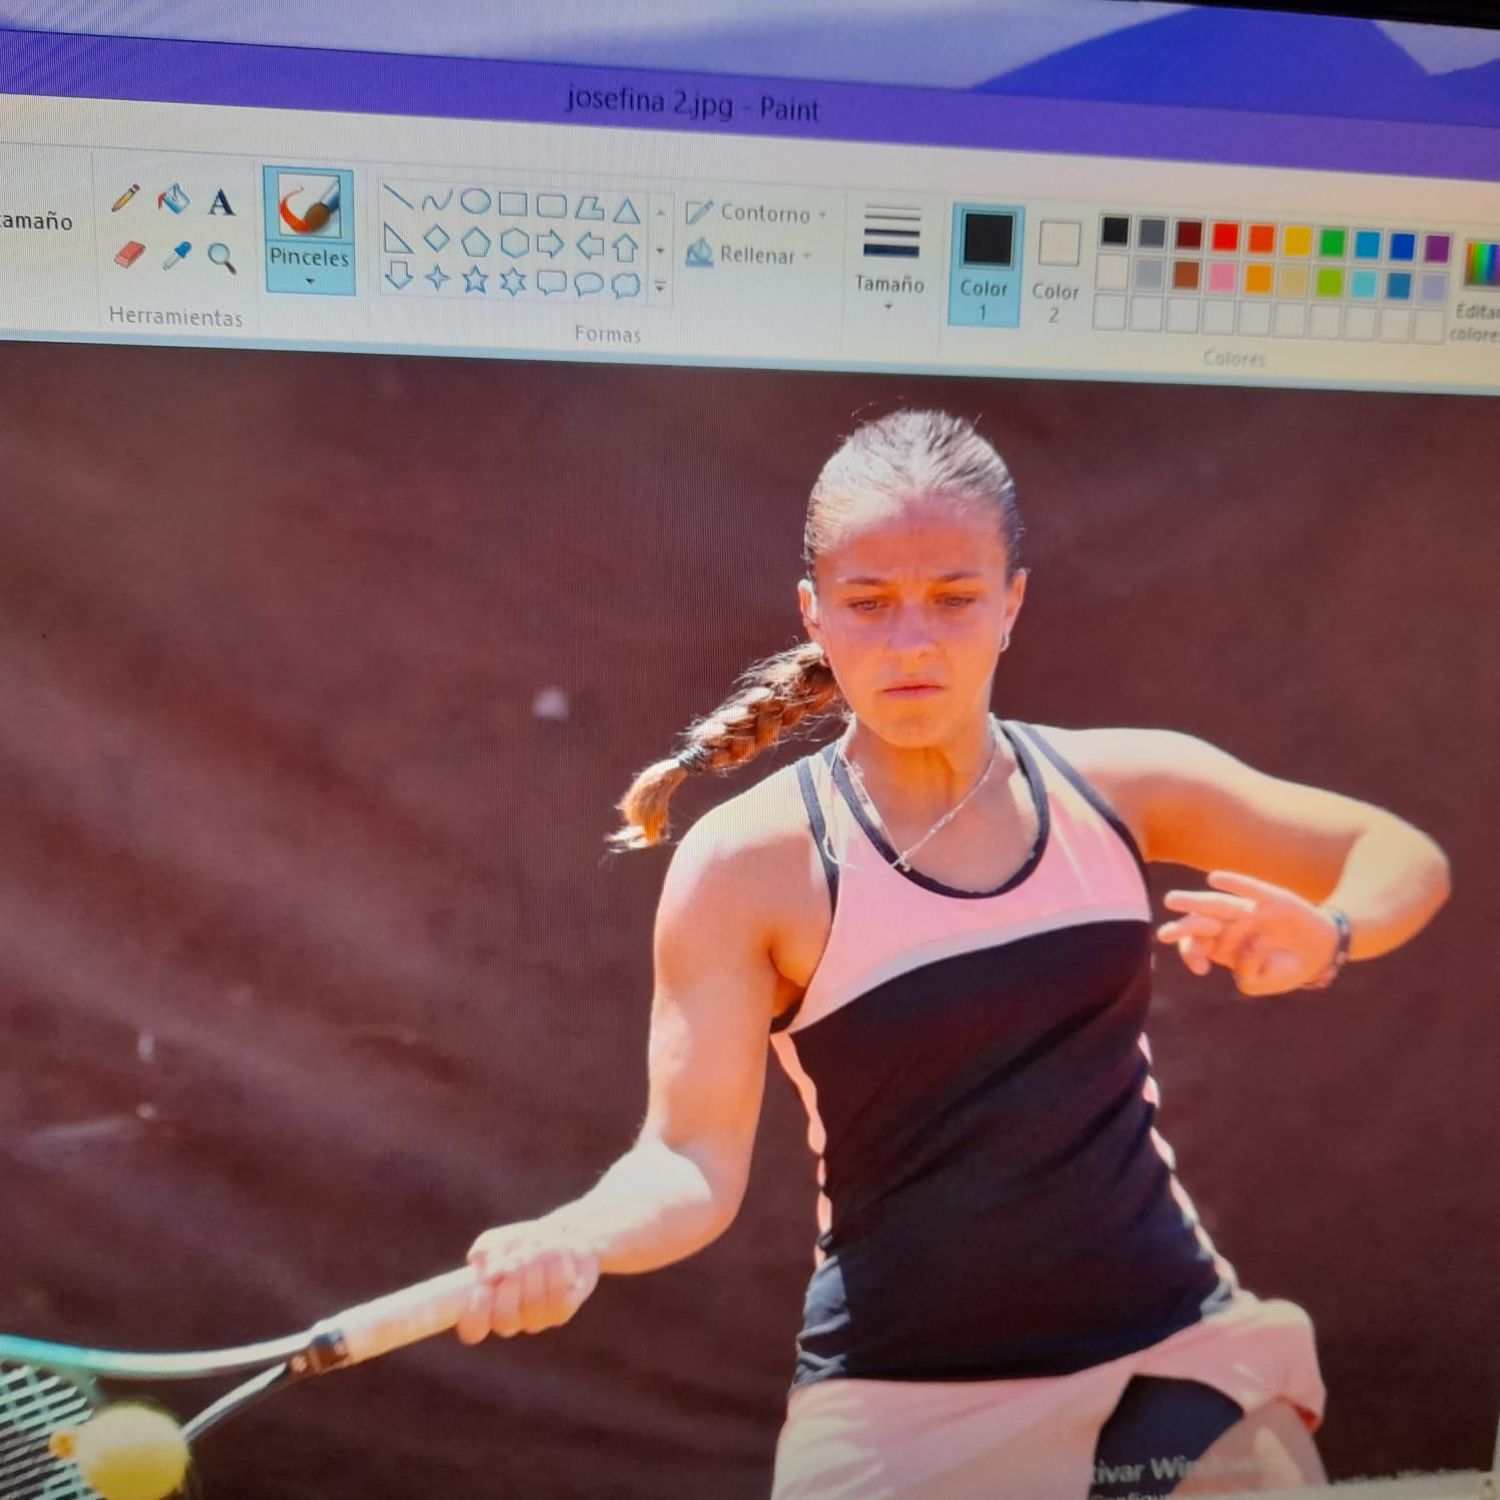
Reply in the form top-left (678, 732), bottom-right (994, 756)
top-left (610, 409), bottom-right (1022, 850)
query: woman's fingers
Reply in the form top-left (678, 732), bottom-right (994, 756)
top-left (1162, 889), bottom-right (1257, 920)
top-left (1206, 869), bottom-right (1286, 901)
top-left (1158, 907), bottom-right (1262, 977)
top-left (1217, 919), bottom-right (1263, 971)
top-left (1160, 876), bottom-right (1323, 996)
top-left (1156, 913), bottom-right (1217, 941)
top-left (1177, 935), bottom-right (1212, 976)
top-left (488, 1265), bottom-right (525, 1337)
top-left (456, 1285), bottom-right (494, 1346)
top-left (570, 1251), bottom-right (602, 1305)
top-left (458, 1226), bottom-right (604, 1344)
top-left (521, 1253), bottom-right (572, 1334)
top-left (1158, 912), bottom-right (1254, 974)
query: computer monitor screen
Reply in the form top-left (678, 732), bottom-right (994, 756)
top-left (0, 9), bottom-right (1495, 1499)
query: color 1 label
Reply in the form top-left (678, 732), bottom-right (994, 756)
top-left (948, 204), bottom-right (1025, 329)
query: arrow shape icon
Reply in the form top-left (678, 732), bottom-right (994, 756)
top-left (385, 260), bottom-right (413, 289)
top-left (612, 233), bottom-right (639, 263)
top-left (576, 232), bottom-right (605, 259)
top-left (537, 229), bottom-right (564, 258)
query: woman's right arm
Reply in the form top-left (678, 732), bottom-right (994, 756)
top-left (457, 809), bottom-right (784, 1343)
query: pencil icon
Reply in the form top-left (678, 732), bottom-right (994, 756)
top-left (111, 184), bottom-right (141, 212)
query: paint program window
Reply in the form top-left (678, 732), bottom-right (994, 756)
top-left (0, 15), bottom-right (1495, 1500)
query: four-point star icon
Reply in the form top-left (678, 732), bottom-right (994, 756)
top-left (463, 265), bottom-right (488, 294)
top-left (499, 267), bottom-right (527, 296)
top-left (425, 263), bottom-right (451, 291)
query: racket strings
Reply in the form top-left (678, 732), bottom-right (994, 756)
top-left (0, 1359), bottom-right (96, 1498)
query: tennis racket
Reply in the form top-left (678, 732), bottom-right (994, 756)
top-left (0, 1264), bottom-right (480, 1500)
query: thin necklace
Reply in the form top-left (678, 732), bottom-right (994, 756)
top-left (838, 717), bottom-right (1002, 872)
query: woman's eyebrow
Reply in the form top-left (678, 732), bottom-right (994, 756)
top-left (834, 569), bottom-right (986, 586)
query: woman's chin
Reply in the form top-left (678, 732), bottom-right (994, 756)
top-left (861, 696), bottom-right (961, 744)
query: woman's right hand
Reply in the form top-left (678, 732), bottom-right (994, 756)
top-left (457, 1217), bottom-right (603, 1344)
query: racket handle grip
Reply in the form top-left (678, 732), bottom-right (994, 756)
top-left (315, 1266), bottom-right (479, 1367)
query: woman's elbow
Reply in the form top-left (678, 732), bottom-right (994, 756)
top-left (1402, 824), bottom-right (1452, 920)
top-left (1427, 843), bottom-right (1453, 912)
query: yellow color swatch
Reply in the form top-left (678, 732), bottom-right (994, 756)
top-left (1244, 263), bottom-right (1273, 295)
top-left (1283, 225), bottom-right (1312, 257)
top-left (1278, 264), bottom-right (1310, 297)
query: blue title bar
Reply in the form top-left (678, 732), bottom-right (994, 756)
top-left (1, 27), bottom-right (1496, 182)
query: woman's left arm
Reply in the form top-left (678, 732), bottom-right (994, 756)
top-left (1106, 728), bottom-right (1452, 995)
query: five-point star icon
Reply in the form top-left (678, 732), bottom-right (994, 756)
top-left (463, 265), bottom-right (488, 293)
top-left (425, 263), bottom-right (451, 291)
top-left (499, 267), bottom-right (527, 296)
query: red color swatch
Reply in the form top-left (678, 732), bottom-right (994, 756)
top-left (1211, 221), bottom-right (1240, 253)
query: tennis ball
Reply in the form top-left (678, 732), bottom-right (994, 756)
top-left (69, 1404), bottom-right (190, 1500)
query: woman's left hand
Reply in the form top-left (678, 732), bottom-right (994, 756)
top-left (1155, 870), bottom-right (1341, 996)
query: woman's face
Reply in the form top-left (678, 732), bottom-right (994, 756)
top-left (799, 492), bottom-right (1026, 748)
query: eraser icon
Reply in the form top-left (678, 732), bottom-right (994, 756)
top-left (115, 240), bottom-right (146, 268)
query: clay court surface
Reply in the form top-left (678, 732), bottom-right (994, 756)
top-left (0, 344), bottom-right (1495, 1496)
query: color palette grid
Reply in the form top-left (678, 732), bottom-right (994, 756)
top-left (1092, 212), bottom-right (1454, 343)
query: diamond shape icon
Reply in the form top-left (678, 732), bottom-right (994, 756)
top-left (423, 225), bottom-right (451, 253)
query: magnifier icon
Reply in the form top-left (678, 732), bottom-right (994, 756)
top-left (207, 242), bottom-right (238, 275)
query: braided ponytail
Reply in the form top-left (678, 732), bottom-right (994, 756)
top-left (611, 408), bottom-right (1021, 851)
top-left (610, 641), bottom-right (841, 851)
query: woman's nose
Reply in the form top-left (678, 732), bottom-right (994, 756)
top-left (887, 607), bottom-right (936, 657)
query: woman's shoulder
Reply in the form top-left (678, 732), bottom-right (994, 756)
top-left (650, 760), bottom-right (829, 958)
top-left (1016, 720), bottom-right (1196, 775)
top-left (683, 759), bottom-right (821, 858)
top-left (1013, 722), bottom-right (1191, 857)
top-left (667, 757), bottom-right (825, 897)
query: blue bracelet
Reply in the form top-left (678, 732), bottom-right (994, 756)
top-left (1301, 906), bottom-right (1352, 990)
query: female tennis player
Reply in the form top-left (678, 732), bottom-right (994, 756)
top-left (457, 409), bottom-right (1451, 1498)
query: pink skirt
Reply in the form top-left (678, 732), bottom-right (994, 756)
top-left (769, 1293), bottom-right (1325, 1500)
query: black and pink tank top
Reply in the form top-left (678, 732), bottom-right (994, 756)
top-left (769, 719), bottom-right (1236, 1389)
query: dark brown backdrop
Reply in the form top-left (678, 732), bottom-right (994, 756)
top-left (0, 343), bottom-right (1495, 1498)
